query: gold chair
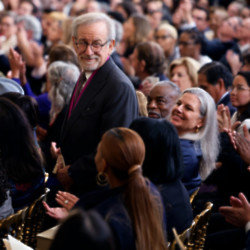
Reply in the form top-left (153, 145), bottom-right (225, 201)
top-left (189, 188), bottom-right (200, 205)
top-left (22, 188), bottom-right (50, 249)
top-left (170, 202), bottom-right (213, 250)
top-left (0, 207), bottom-right (28, 248)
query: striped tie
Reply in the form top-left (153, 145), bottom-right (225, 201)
top-left (73, 72), bottom-right (87, 105)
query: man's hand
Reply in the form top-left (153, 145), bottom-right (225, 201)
top-left (50, 142), bottom-right (61, 159)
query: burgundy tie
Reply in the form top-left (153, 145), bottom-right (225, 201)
top-left (73, 72), bottom-right (87, 105)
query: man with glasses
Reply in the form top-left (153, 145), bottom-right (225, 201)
top-left (56, 12), bottom-right (138, 194)
top-left (179, 28), bottom-right (212, 66)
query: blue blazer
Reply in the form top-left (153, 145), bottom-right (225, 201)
top-left (180, 139), bottom-right (202, 195)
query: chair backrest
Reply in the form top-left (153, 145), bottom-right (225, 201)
top-left (21, 188), bottom-right (50, 249)
top-left (187, 202), bottom-right (213, 250)
top-left (189, 188), bottom-right (200, 205)
top-left (170, 202), bottom-right (213, 250)
top-left (0, 207), bottom-right (28, 248)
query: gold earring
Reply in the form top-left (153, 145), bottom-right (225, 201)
top-left (196, 126), bottom-right (200, 133)
top-left (96, 172), bottom-right (108, 186)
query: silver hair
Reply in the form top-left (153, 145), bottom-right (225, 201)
top-left (72, 12), bottom-right (115, 41)
top-left (16, 15), bottom-right (42, 41)
top-left (153, 80), bottom-right (181, 97)
top-left (48, 61), bottom-right (80, 121)
top-left (181, 87), bottom-right (220, 180)
top-left (113, 19), bottom-right (123, 43)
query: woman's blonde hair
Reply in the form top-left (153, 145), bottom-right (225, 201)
top-left (169, 57), bottom-right (201, 86)
top-left (100, 128), bottom-right (168, 250)
top-left (136, 91), bottom-right (148, 117)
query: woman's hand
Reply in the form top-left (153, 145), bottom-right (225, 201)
top-left (43, 201), bottom-right (69, 220)
top-left (55, 191), bottom-right (79, 211)
top-left (232, 126), bottom-right (250, 165)
top-left (217, 104), bottom-right (241, 133)
top-left (8, 48), bottom-right (22, 79)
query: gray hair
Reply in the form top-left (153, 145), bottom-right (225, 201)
top-left (153, 80), bottom-right (181, 97)
top-left (181, 87), bottom-right (219, 180)
top-left (113, 19), bottom-right (123, 43)
top-left (72, 12), bottom-right (115, 41)
top-left (48, 61), bottom-right (80, 121)
top-left (16, 15), bottom-right (42, 41)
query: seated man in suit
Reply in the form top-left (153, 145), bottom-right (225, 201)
top-left (198, 61), bottom-right (236, 116)
top-left (147, 81), bottom-right (180, 120)
top-left (55, 13), bottom-right (138, 195)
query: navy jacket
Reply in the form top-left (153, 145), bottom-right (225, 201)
top-left (217, 92), bottom-right (236, 116)
top-left (75, 183), bottom-right (166, 250)
top-left (180, 139), bottom-right (202, 195)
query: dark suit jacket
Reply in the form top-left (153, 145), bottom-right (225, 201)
top-left (60, 58), bottom-right (138, 194)
top-left (217, 91), bottom-right (236, 116)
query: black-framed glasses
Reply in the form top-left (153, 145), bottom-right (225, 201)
top-left (74, 39), bottom-right (110, 52)
top-left (178, 41), bottom-right (195, 46)
top-left (155, 35), bottom-right (172, 40)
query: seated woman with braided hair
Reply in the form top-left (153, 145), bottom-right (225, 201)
top-left (44, 128), bottom-right (168, 250)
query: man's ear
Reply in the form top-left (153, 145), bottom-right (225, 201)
top-left (108, 39), bottom-right (115, 53)
top-left (217, 78), bottom-right (226, 92)
top-left (140, 59), bottom-right (146, 72)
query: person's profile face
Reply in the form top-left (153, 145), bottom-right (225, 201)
top-left (198, 73), bottom-right (220, 103)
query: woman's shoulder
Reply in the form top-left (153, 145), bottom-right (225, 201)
top-left (76, 186), bottom-right (124, 211)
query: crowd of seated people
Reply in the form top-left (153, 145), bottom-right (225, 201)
top-left (0, 0), bottom-right (249, 249)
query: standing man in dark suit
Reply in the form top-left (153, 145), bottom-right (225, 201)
top-left (56, 13), bottom-right (138, 194)
top-left (198, 61), bottom-right (236, 115)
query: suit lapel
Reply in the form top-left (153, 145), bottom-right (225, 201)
top-left (62, 58), bottom-right (113, 139)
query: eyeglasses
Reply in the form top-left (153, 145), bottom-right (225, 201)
top-left (178, 41), bottom-right (195, 46)
top-left (74, 39), bottom-right (110, 53)
top-left (147, 9), bottom-right (162, 15)
top-left (155, 35), bottom-right (172, 40)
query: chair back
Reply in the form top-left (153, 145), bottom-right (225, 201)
top-left (0, 207), bottom-right (28, 248)
top-left (22, 188), bottom-right (50, 248)
top-left (170, 202), bottom-right (213, 250)
top-left (187, 202), bottom-right (213, 250)
top-left (189, 188), bottom-right (200, 205)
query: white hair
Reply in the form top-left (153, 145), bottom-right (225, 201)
top-left (180, 87), bottom-right (220, 180)
top-left (72, 12), bottom-right (115, 41)
top-left (16, 15), bottom-right (42, 41)
top-left (48, 61), bottom-right (80, 121)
